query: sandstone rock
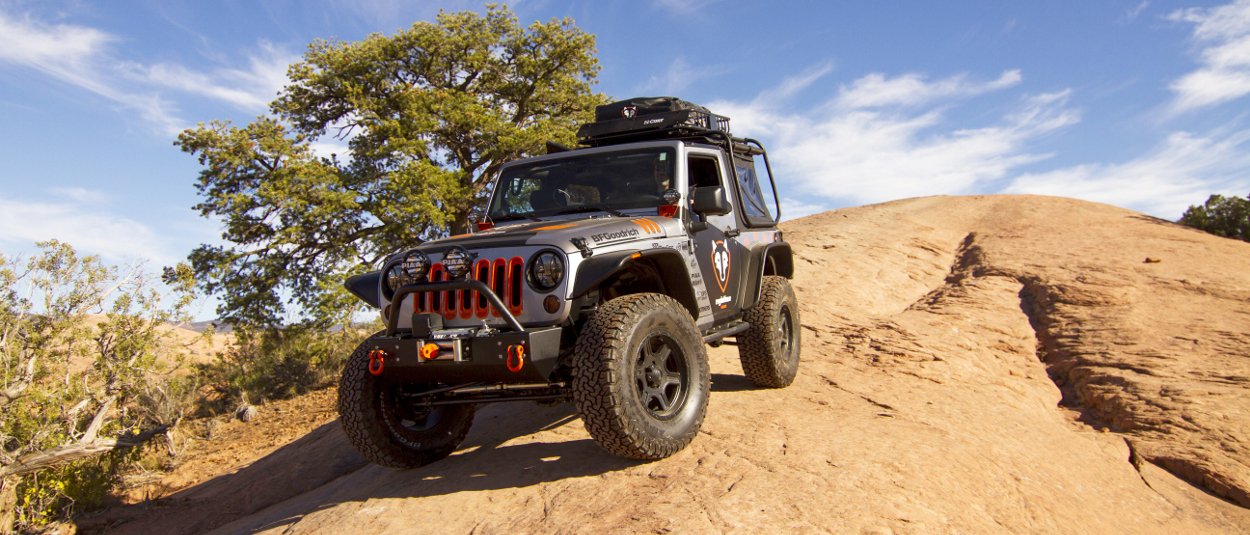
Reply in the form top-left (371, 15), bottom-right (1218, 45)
top-left (92, 196), bottom-right (1250, 535)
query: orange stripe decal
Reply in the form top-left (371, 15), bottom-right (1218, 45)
top-left (633, 219), bottom-right (660, 234)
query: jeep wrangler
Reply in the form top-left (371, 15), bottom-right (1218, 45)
top-left (339, 97), bottom-right (799, 466)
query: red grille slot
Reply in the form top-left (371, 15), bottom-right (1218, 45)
top-left (428, 264), bottom-right (444, 313)
top-left (508, 257), bottom-right (524, 315)
top-left (491, 259), bottom-right (506, 318)
top-left (474, 259), bottom-right (490, 319)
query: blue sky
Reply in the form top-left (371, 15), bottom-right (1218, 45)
top-left (2, 0), bottom-right (1249, 274)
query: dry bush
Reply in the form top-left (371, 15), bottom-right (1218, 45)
top-left (0, 241), bottom-right (205, 532)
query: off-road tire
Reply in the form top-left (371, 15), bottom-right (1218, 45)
top-left (573, 293), bottom-right (709, 460)
top-left (338, 332), bottom-right (475, 469)
top-left (738, 276), bottom-right (801, 388)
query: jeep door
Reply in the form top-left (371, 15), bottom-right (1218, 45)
top-left (686, 148), bottom-right (747, 324)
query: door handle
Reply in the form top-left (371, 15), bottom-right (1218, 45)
top-left (725, 229), bottom-right (740, 237)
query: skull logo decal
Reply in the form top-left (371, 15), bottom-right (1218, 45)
top-left (712, 240), bottom-right (730, 293)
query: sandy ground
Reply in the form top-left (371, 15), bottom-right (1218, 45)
top-left (80, 195), bottom-right (1250, 534)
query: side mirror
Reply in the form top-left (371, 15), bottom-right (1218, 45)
top-left (692, 186), bottom-right (730, 216)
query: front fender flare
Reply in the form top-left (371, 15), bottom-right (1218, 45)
top-left (345, 271), bottom-right (382, 309)
top-left (570, 249), bottom-right (699, 320)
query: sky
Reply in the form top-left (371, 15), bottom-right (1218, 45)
top-left (2, 0), bottom-right (1249, 279)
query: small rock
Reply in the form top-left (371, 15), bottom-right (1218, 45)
top-left (1144, 257), bottom-right (1161, 263)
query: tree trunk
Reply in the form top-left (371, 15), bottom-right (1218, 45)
top-left (450, 210), bottom-right (470, 236)
top-left (0, 476), bottom-right (17, 535)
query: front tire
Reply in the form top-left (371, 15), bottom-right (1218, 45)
top-left (573, 294), bottom-right (709, 460)
top-left (738, 276), bottom-right (801, 388)
top-left (338, 333), bottom-right (475, 469)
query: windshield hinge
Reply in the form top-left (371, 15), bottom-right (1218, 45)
top-left (570, 237), bottom-right (593, 258)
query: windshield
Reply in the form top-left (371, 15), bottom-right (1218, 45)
top-left (488, 147), bottom-right (676, 220)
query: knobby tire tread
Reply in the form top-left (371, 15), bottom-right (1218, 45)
top-left (573, 294), bottom-right (708, 460)
top-left (738, 276), bottom-right (801, 388)
top-left (338, 331), bottom-right (474, 469)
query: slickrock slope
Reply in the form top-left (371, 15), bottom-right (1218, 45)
top-left (94, 195), bottom-right (1250, 534)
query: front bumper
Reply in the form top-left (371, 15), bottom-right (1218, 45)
top-left (368, 326), bottom-right (562, 383)
top-left (372, 280), bottom-right (563, 383)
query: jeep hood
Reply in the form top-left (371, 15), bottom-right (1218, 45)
top-left (418, 216), bottom-right (676, 253)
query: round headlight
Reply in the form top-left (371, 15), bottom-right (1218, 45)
top-left (442, 247), bottom-right (474, 279)
top-left (385, 264), bottom-right (407, 292)
top-left (402, 250), bottom-right (430, 281)
top-left (530, 251), bottom-right (565, 291)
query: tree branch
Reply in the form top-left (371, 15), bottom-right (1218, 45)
top-left (0, 356), bottom-right (36, 407)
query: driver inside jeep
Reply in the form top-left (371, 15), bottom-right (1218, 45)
top-left (490, 146), bottom-right (676, 221)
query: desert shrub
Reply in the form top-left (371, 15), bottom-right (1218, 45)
top-left (0, 241), bottom-right (202, 531)
top-left (1178, 193), bottom-right (1250, 242)
top-left (196, 323), bottom-right (375, 410)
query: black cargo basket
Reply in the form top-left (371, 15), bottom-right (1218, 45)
top-left (577, 96), bottom-right (730, 146)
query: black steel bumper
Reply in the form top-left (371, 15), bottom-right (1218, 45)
top-left (367, 327), bottom-right (563, 383)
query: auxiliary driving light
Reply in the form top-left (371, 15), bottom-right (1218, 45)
top-left (442, 247), bottom-right (474, 279)
top-left (402, 250), bottom-right (430, 281)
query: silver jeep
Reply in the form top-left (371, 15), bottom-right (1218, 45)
top-left (339, 97), bottom-right (799, 466)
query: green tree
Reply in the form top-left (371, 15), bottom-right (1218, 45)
top-left (1178, 193), bottom-right (1250, 242)
top-left (177, 5), bottom-right (606, 327)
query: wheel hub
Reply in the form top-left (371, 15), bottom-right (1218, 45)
top-left (633, 332), bottom-right (689, 419)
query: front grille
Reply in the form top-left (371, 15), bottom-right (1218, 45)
top-left (412, 256), bottom-right (524, 321)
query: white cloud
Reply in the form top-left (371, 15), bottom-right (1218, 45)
top-left (750, 61), bottom-right (835, 107)
top-left (309, 140), bottom-right (351, 160)
top-left (652, 0), bottom-right (725, 16)
top-left (1168, 0), bottom-right (1250, 111)
top-left (0, 10), bottom-right (112, 82)
top-left (0, 195), bottom-right (177, 266)
top-left (1005, 129), bottom-right (1250, 217)
top-left (637, 57), bottom-right (718, 96)
top-left (0, 10), bottom-right (292, 134)
top-left (1127, 2), bottom-right (1150, 21)
top-left (49, 187), bottom-right (111, 204)
top-left (834, 70), bottom-right (1022, 109)
top-left (778, 198), bottom-right (829, 222)
top-left (136, 41), bottom-right (295, 110)
top-left (713, 72), bottom-right (1077, 206)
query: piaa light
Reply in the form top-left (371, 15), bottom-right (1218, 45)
top-left (402, 250), bottom-right (430, 281)
top-left (442, 247), bottom-right (474, 279)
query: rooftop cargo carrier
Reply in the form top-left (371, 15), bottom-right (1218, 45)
top-left (577, 96), bottom-right (731, 146)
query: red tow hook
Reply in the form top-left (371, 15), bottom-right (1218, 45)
top-left (506, 345), bottom-right (525, 372)
top-left (368, 349), bottom-right (386, 375)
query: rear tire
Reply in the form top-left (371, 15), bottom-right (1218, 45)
top-left (338, 333), bottom-right (475, 469)
top-left (738, 276), bottom-right (801, 388)
top-left (573, 294), bottom-right (709, 460)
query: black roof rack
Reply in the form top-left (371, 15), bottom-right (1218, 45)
top-left (576, 96), bottom-right (731, 147)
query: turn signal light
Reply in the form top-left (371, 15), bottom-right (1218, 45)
top-left (543, 295), bottom-right (560, 313)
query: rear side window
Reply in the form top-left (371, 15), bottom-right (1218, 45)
top-left (734, 156), bottom-right (774, 224)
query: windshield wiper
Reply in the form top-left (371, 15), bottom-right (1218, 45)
top-left (493, 212), bottom-right (541, 223)
top-left (554, 204), bottom-right (628, 218)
